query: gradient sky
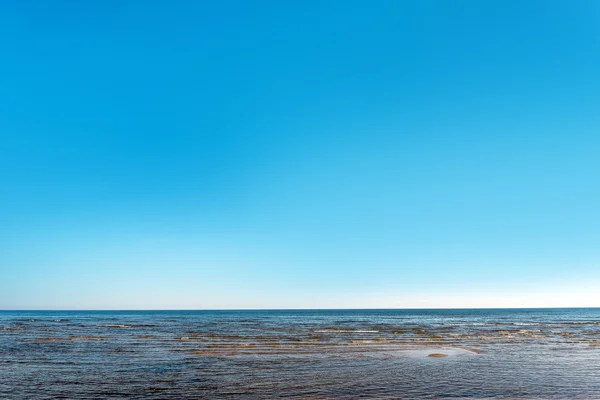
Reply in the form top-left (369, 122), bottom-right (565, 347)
top-left (2, 0), bottom-right (600, 309)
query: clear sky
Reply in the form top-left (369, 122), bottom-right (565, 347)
top-left (1, 0), bottom-right (599, 309)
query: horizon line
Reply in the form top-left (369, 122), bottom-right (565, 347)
top-left (2, 306), bottom-right (599, 312)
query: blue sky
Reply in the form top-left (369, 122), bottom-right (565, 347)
top-left (1, 1), bottom-right (599, 309)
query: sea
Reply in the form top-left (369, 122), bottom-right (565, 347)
top-left (1, 308), bottom-right (600, 399)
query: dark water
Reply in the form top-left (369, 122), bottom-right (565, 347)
top-left (2, 309), bottom-right (600, 399)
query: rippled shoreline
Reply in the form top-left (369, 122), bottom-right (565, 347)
top-left (2, 309), bottom-right (600, 399)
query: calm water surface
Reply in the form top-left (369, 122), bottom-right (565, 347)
top-left (1, 309), bottom-right (600, 399)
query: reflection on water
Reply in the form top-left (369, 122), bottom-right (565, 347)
top-left (2, 309), bottom-right (600, 399)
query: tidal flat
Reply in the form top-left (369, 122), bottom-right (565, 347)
top-left (2, 309), bottom-right (600, 399)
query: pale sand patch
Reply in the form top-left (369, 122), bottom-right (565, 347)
top-left (428, 353), bottom-right (448, 357)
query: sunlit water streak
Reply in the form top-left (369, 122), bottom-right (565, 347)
top-left (1, 309), bottom-right (600, 399)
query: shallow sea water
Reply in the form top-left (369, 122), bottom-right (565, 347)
top-left (1, 309), bottom-right (600, 399)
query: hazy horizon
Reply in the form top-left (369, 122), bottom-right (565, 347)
top-left (3, 307), bottom-right (600, 312)
top-left (2, 0), bottom-right (600, 310)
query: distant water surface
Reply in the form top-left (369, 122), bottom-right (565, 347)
top-left (2, 309), bottom-right (600, 399)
